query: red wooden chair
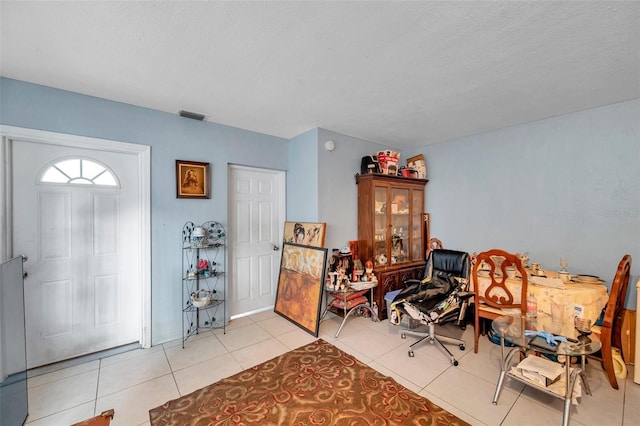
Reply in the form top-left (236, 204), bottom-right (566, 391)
top-left (72, 409), bottom-right (114, 426)
top-left (473, 249), bottom-right (528, 353)
top-left (587, 254), bottom-right (631, 389)
top-left (425, 237), bottom-right (443, 258)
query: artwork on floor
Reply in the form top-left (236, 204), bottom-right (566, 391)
top-left (282, 221), bottom-right (326, 247)
top-left (176, 159), bottom-right (210, 199)
top-left (274, 242), bottom-right (327, 336)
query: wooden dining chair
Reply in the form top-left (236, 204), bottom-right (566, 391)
top-left (72, 409), bottom-right (114, 426)
top-left (425, 238), bottom-right (443, 258)
top-left (473, 249), bottom-right (528, 353)
top-left (586, 254), bottom-right (631, 389)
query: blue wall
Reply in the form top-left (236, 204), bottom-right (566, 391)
top-left (287, 128), bottom-right (319, 221)
top-left (2, 77), bottom-right (638, 349)
top-left (286, 127), bottom-right (398, 252)
top-left (408, 99), bottom-right (640, 309)
top-left (317, 128), bottom-right (394, 252)
top-left (1, 77), bottom-right (290, 343)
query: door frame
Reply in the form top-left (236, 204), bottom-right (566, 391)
top-left (0, 125), bottom-right (152, 349)
top-left (227, 163), bottom-right (286, 318)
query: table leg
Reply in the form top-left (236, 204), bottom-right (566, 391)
top-left (562, 357), bottom-right (571, 426)
top-left (320, 303), bottom-right (330, 322)
top-left (334, 294), bottom-right (348, 337)
top-left (334, 316), bottom-right (348, 338)
top-left (320, 286), bottom-right (332, 322)
top-left (335, 300), bottom-right (380, 337)
top-left (562, 357), bottom-right (582, 426)
top-left (326, 285), bottom-right (379, 337)
top-left (562, 395), bottom-right (571, 426)
top-left (580, 355), bottom-right (591, 396)
top-left (492, 336), bottom-right (521, 405)
top-left (369, 286), bottom-right (379, 322)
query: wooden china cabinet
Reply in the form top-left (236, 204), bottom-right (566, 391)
top-left (356, 173), bottom-right (428, 320)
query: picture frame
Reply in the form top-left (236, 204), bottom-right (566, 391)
top-left (423, 212), bottom-right (430, 245)
top-left (176, 160), bottom-right (210, 199)
top-left (282, 222), bottom-right (326, 247)
top-left (274, 242), bottom-right (328, 337)
top-left (407, 154), bottom-right (427, 179)
top-left (423, 212), bottom-right (442, 257)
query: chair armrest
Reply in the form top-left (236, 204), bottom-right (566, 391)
top-left (457, 291), bottom-right (474, 301)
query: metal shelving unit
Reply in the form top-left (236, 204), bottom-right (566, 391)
top-left (181, 221), bottom-right (226, 347)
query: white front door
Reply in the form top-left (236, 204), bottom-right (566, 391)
top-left (228, 165), bottom-right (285, 316)
top-left (12, 139), bottom-right (142, 368)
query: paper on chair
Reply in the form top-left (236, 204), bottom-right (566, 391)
top-left (530, 276), bottom-right (565, 288)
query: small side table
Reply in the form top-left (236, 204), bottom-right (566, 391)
top-left (321, 280), bottom-right (379, 337)
top-left (491, 315), bottom-right (601, 426)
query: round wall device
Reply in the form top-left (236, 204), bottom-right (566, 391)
top-left (324, 140), bottom-right (336, 151)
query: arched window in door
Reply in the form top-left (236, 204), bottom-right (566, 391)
top-left (39, 158), bottom-right (119, 187)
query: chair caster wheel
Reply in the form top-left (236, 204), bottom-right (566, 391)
top-left (453, 360), bottom-right (459, 366)
top-left (408, 350), bottom-right (414, 357)
top-left (401, 333), bottom-right (406, 339)
top-left (459, 344), bottom-right (465, 351)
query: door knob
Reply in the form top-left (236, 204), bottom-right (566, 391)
top-left (273, 245), bottom-right (280, 251)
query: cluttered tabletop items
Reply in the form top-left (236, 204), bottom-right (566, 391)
top-left (472, 254), bottom-right (609, 338)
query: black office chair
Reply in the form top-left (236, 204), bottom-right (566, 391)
top-left (389, 249), bottom-right (472, 365)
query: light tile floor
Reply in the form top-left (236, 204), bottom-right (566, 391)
top-left (25, 310), bottom-right (638, 425)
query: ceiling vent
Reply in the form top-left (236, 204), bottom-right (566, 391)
top-left (178, 110), bottom-right (207, 121)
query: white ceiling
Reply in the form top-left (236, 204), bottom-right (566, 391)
top-left (1, 1), bottom-right (639, 148)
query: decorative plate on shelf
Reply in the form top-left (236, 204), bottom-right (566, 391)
top-left (201, 221), bottom-right (226, 245)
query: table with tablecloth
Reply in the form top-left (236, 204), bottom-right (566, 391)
top-left (472, 275), bottom-right (608, 337)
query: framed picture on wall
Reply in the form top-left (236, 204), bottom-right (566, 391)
top-left (176, 160), bottom-right (210, 199)
top-left (423, 213), bottom-right (430, 244)
top-left (274, 242), bottom-right (328, 336)
top-left (407, 154), bottom-right (427, 179)
top-left (282, 222), bottom-right (326, 247)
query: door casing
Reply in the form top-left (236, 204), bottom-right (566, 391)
top-left (0, 125), bottom-right (152, 349)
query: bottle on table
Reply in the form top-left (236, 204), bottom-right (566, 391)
top-left (526, 292), bottom-right (537, 318)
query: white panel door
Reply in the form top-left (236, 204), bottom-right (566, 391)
top-left (229, 166), bottom-right (285, 316)
top-left (12, 140), bottom-right (141, 368)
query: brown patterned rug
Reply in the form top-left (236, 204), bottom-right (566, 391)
top-left (149, 339), bottom-right (469, 425)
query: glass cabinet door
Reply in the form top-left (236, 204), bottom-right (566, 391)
top-left (410, 189), bottom-right (424, 261)
top-left (374, 186), bottom-right (388, 267)
top-left (390, 187), bottom-right (410, 264)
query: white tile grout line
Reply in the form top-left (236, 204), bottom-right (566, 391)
top-left (162, 343), bottom-right (184, 397)
top-left (93, 359), bottom-right (102, 417)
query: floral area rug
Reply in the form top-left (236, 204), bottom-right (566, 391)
top-left (149, 339), bottom-right (469, 425)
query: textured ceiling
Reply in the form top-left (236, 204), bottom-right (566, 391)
top-left (1, 1), bottom-right (639, 148)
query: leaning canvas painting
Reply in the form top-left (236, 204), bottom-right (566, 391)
top-left (274, 242), bottom-right (327, 336)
